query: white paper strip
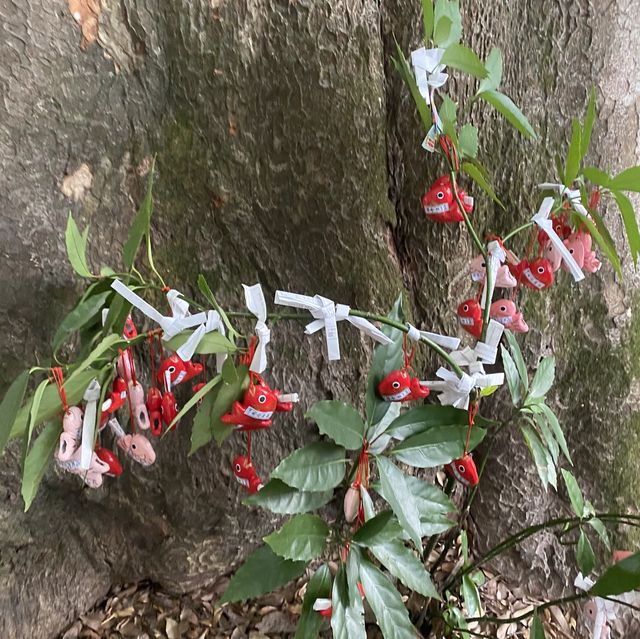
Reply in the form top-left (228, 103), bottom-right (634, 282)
top-left (427, 366), bottom-right (504, 409)
top-left (538, 182), bottom-right (589, 217)
top-left (410, 47), bottom-right (448, 105)
top-left (243, 283), bottom-right (270, 373)
top-left (406, 322), bottom-right (461, 351)
top-left (481, 241), bottom-right (507, 309)
top-left (80, 379), bottom-right (101, 470)
top-left (474, 319), bottom-right (504, 365)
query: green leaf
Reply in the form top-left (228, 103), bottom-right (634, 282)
top-left (592, 551), bottom-right (640, 596)
top-left (582, 166), bottom-right (610, 187)
top-left (211, 363), bottom-right (249, 444)
top-left (164, 330), bottom-right (236, 355)
top-left (295, 565), bottom-right (332, 639)
top-left (122, 159), bottom-right (155, 269)
top-left (365, 295), bottom-right (405, 427)
top-left (581, 87), bottom-right (597, 158)
top-left (529, 412), bottom-right (558, 465)
top-left (244, 479), bottom-right (333, 514)
top-left (67, 334), bottom-right (125, 385)
top-left (564, 120), bottom-right (583, 185)
top-left (477, 47), bottom-right (502, 94)
top-left (521, 424), bottom-right (553, 490)
top-left (189, 388), bottom-right (216, 455)
top-left (370, 539), bottom-right (440, 599)
top-left (503, 331), bottom-right (528, 393)
top-left (561, 469), bottom-right (585, 517)
top-left (577, 210), bottom-right (622, 277)
top-left (218, 545), bottom-right (306, 603)
top-left (358, 558), bottom-right (417, 639)
top-left (390, 425), bottom-right (486, 468)
top-left (433, 16), bottom-right (453, 46)
top-left (527, 356), bottom-right (555, 400)
top-left (501, 345), bottom-right (523, 406)
top-left (172, 375), bottom-right (221, 431)
top-left (65, 212), bottom-right (93, 278)
top-left (352, 511), bottom-right (403, 547)
top-left (392, 44), bottom-right (432, 134)
top-left (576, 530), bottom-right (595, 575)
top-left (461, 574), bottom-right (481, 617)
top-left (265, 514), bottom-right (329, 562)
top-left (433, 0), bottom-right (462, 48)
top-left (376, 456), bottom-right (423, 550)
top-left (439, 96), bottom-right (458, 141)
top-left (52, 291), bottom-right (111, 353)
top-left (441, 44), bottom-right (487, 78)
top-left (588, 517), bottom-right (611, 551)
top-left (306, 401), bottom-right (365, 450)
top-left (331, 565), bottom-right (366, 639)
top-left (403, 475), bottom-right (455, 515)
top-left (386, 404), bottom-right (478, 439)
top-left (532, 403), bottom-right (570, 464)
top-left (21, 421), bottom-right (60, 511)
top-left (0, 370), bottom-right (30, 454)
top-left (461, 161), bottom-right (504, 208)
top-left (360, 486), bottom-right (376, 521)
top-left (610, 166), bottom-right (640, 192)
top-left (458, 124), bottom-right (479, 160)
top-left (272, 442), bottom-right (346, 491)
top-left (421, 0), bottom-right (434, 40)
top-left (479, 90), bottom-right (536, 139)
top-left (612, 190), bottom-right (640, 266)
top-left (23, 379), bottom-right (49, 467)
top-left (530, 614), bottom-right (546, 639)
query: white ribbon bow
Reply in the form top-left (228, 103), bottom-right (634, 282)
top-left (539, 182), bottom-right (589, 217)
top-left (274, 291), bottom-right (392, 361)
top-left (80, 379), bottom-right (101, 470)
top-left (427, 364), bottom-right (504, 409)
top-left (406, 323), bottom-right (461, 351)
top-left (243, 283), bottom-right (270, 373)
top-left (481, 241), bottom-right (507, 309)
top-left (531, 197), bottom-right (585, 282)
top-left (411, 47), bottom-right (448, 105)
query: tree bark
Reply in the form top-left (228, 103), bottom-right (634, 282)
top-left (0, 0), bottom-right (638, 636)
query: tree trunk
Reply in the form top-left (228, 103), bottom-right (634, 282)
top-left (0, 0), bottom-right (638, 636)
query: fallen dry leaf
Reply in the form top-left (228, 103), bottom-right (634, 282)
top-left (68, 0), bottom-right (101, 49)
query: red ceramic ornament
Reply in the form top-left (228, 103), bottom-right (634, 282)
top-left (538, 213), bottom-right (571, 246)
top-left (377, 369), bottom-right (430, 402)
top-left (457, 299), bottom-right (483, 339)
top-left (512, 258), bottom-right (554, 291)
top-left (232, 455), bottom-right (263, 494)
top-left (122, 315), bottom-right (138, 340)
top-left (422, 175), bottom-right (473, 223)
top-left (100, 377), bottom-right (128, 427)
top-left (157, 353), bottom-right (203, 388)
top-left (445, 454), bottom-right (479, 487)
top-left (161, 391), bottom-right (179, 429)
top-left (146, 387), bottom-right (163, 436)
top-left (95, 446), bottom-right (123, 477)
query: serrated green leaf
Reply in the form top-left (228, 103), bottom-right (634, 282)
top-left (501, 345), bottom-right (523, 406)
top-left (521, 424), bottom-right (552, 490)
top-left (433, 0), bottom-right (462, 47)
top-left (530, 614), bottom-right (546, 639)
top-left (461, 574), bottom-right (481, 617)
top-left (172, 375), bottom-right (221, 431)
top-left (582, 87), bottom-right (597, 158)
top-left (189, 390), bottom-right (216, 455)
top-left (561, 469), bottom-right (585, 517)
top-left (477, 47), bottom-right (502, 94)
top-left (272, 442), bottom-right (346, 491)
top-left (441, 44), bottom-right (487, 78)
top-left (358, 558), bottom-right (417, 639)
top-left (576, 530), bottom-right (595, 575)
top-left (376, 456), bottom-right (423, 550)
top-left (461, 161), bottom-right (504, 208)
top-left (610, 166), bottom-right (640, 192)
top-left (331, 565), bottom-right (366, 639)
top-left (479, 90), bottom-right (535, 139)
top-left (244, 479), bottom-right (333, 514)
top-left (164, 330), bottom-right (236, 355)
top-left (306, 401), bottom-right (365, 450)
top-left (352, 511), bottom-right (402, 547)
top-left (52, 291), bottom-right (111, 353)
top-left (65, 212), bottom-right (93, 278)
top-left (421, 0), bottom-right (434, 40)
top-left (392, 45), bottom-right (432, 133)
top-left (588, 517), bottom-right (611, 551)
top-left (21, 421), bottom-right (60, 511)
top-left (458, 124), bottom-right (479, 160)
top-left (565, 120), bottom-right (583, 185)
top-left (370, 539), bottom-right (439, 599)
top-left (582, 166), bottom-right (610, 187)
top-left (386, 404), bottom-right (483, 440)
top-left (218, 545), bottom-right (306, 603)
top-left (440, 95), bottom-right (458, 141)
top-left (0, 370), bottom-right (30, 454)
top-left (122, 160), bottom-right (155, 269)
top-left (265, 514), bottom-right (329, 562)
top-left (527, 356), bottom-right (555, 400)
top-left (503, 331), bottom-right (528, 393)
top-left (612, 190), bottom-right (640, 266)
top-left (390, 425), bottom-right (486, 468)
top-left (295, 565), bottom-right (332, 639)
top-left (592, 551), bottom-right (640, 596)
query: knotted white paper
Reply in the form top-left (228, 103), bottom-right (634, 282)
top-left (474, 319), bottom-right (504, 365)
top-left (539, 182), bottom-right (589, 217)
top-left (411, 47), bottom-right (448, 105)
top-left (574, 573), bottom-right (616, 639)
top-left (427, 365), bottom-right (504, 409)
top-left (243, 283), bottom-right (270, 373)
top-left (274, 291), bottom-right (392, 361)
top-left (80, 379), bottom-right (101, 470)
top-left (481, 241), bottom-right (506, 309)
top-left (406, 323), bottom-right (461, 351)
top-left (531, 197), bottom-right (585, 282)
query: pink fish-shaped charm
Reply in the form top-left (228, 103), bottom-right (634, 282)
top-left (457, 299), bottom-right (483, 339)
top-left (542, 239), bottom-right (564, 272)
top-left (562, 232), bottom-right (586, 269)
top-left (422, 175), bottom-right (474, 223)
top-left (445, 454), bottom-right (479, 487)
top-left (232, 456), bottom-right (263, 494)
top-left (108, 419), bottom-right (156, 466)
top-left (469, 255), bottom-right (517, 287)
top-left (377, 370), bottom-right (429, 402)
top-left (489, 299), bottom-right (529, 333)
top-left (564, 231), bottom-right (601, 274)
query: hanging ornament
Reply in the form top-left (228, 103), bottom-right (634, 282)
top-left (313, 599), bottom-right (333, 618)
top-left (377, 336), bottom-right (429, 402)
top-left (100, 377), bottom-right (127, 427)
top-left (511, 258), bottom-right (554, 291)
top-left (457, 299), bottom-right (483, 339)
top-left (161, 390), bottom-right (178, 428)
top-left (563, 231), bottom-right (601, 274)
top-left (146, 387), bottom-right (163, 436)
top-left (127, 379), bottom-right (150, 431)
top-left (122, 314), bottom-right (138, 340)
top-left (538, 213), bottom-right (571, 245)
top-left (107, 418), bottom-right (156, 466)
top-left (422, 175), bottom-right (474, 223)
top-left (445, 454), bottom-right (479, 487)
top-left (469, 255), bottom-right (517, 288)
top-left (94, 445), bottom-right (123, 477)
top-left (157, 353), bottom-right (203, 388)
top-left (232, 456), bottom-right (263, 494)
top-left (489, 299), bottom-right (529, 333)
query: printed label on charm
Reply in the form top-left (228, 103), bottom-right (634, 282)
top-left (244, 406), bottom-right (274, 420)
top-left (383, 387), bottom-right (412, 402)
top-left (424, 203), bottom-right (449, 214)
top-left (523, 268), bottom-right (544, 289)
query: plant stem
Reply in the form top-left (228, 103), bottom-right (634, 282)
top-left (502, 221), bottom-right (534, 243)
top-left (450, 170), bottom-right (486, 257)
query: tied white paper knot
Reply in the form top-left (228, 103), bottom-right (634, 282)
top-left (410, 47), bottom-right (448, 105)
top-left (80, 379), bottom-right (101, 470)
top-left (406, 323), bottom-right (461, 351)
top-left (481, 241), bottom-right (507, 309)
top-left (243, 283), bottom-right (270, 373)
top-left (474, 319), bottom-right (504, 365)
top-left (274, 291), bottom-right (392, 361)
top-left (531, 197), bottom-right (585, 282)
top-left (539, 182), bottom-right (589, 217)
top-left (574, 574), bottom-right (616, 639)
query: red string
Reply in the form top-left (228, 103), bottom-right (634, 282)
top-left (49, 367), bottom-right (69, 413)
top-left (438, 135), bottom-right (459, 171)
top-left (241, 336), bottom-right (257, 367)
top-left (148, 333), bottom-right (156, 388)
top-left (463, 400), bottom-right (478, 455)
top-left (402, 335), bottom-right (418, 370)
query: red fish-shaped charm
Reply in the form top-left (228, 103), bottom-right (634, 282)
top-left (377, 370), bottom-right (430, 402)
top-left (122, 315), bottom-right (138, 340)
top-left (157, 353), bottom-right (203, 388)
top-left (457, 299), bottom-right (483, 339)
top-left (161, 391), bottom-right (179, 429)
top-left (422, 175), bottom-right (474, 223)
top-left (538, 213), bottom-right (571, 246)
top-left (232, 456), bottom-right (263, 494)
top-left (220, 375), bottom-right (294, 431)
top-left (512, 258), bottom-right (554, 291)
top-left (445, 454), bottom-right (479, 487)
top-left (100, 377), bottom-right (127, 427)
top-left (94, 446), bottom-right (123, 477)
top-left (489, 299), bottom-right (529, 333)
top-left (146, 387), bottom-right (163, 436)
